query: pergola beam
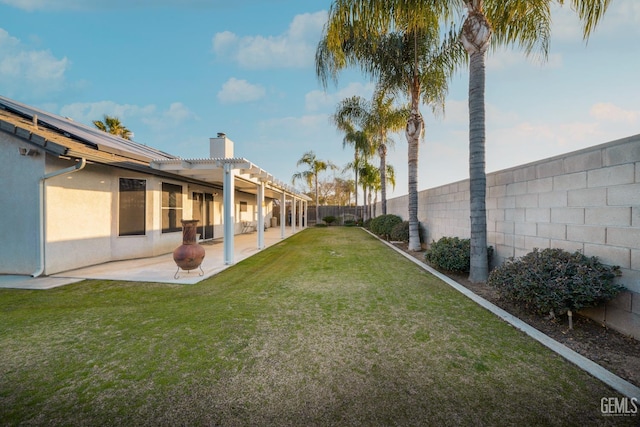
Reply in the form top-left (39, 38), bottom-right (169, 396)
top-left (150, 157), bottom-right (310, 265)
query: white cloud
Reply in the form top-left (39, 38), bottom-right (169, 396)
top-left (590, 102), bottom-right (640, 124)
top-left (141, 102), bottom-right (198, 129)
top-left (0, 0), bottom-right (58, 11)
top-left (59, 100), bottom-right (155, 123)
top-left (551, 0), bottom-right (639, 43)
top-left (0, 28), bottom-right (69, 97)
top-left (217, 78), bottom-right (266, 104)
top-left (480, 100), bottom-right (640, 174)
top-left (212, 31), bottom-right (237, 54)
top-left (212, 11), bottom-right (327, 69)
top-left (59, 101), bottom-right (198, 146)
top-left (1, 0), bottom-right (220, 11)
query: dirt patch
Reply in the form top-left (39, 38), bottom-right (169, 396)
top-left (393, 242), bottom-right (640, 388)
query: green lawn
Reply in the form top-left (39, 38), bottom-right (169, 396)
top-left (0, 227), bottom-right (633, 426)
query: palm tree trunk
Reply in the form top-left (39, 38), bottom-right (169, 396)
top-left (373, 191), bottom-right (378, 218)
top-left (468, 49), bottom-right (489, 283)
top-left (315, 173), bottom-right (320, 226)
top-left (379, 143), bottom-right (387, 215)
top-left (406, 80), bottom-right (423, 251)
top-left (463, 2), bottom-right (491, 283)
top-left (369, 190), bottom-right (373, 218)
top-left (354, 153), bottom-right (359, 219)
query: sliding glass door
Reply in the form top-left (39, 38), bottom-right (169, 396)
top-left (192, 192), bottom-right (214, 240)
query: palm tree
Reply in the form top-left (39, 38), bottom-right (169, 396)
top-left (343, 178), bottom-right (356, 206)
top-left (371, 164), bottom-right (396, 218)
top-left (317, 3), bottom-right (464, 251)
top-left (93, 115), bottom-right (132, 140)
top-left (342, 155), bottom-right (368, 217)
top-left (461, 0), bottom-right (612, 283)
top-left (292, 151), bottom-right (338, 225)
top-left (331, 111), bottom-right (373, 219)
top-left (358, 161), bottom-right (379, 221)
top-left (332, 91), bottom-right (408, 216)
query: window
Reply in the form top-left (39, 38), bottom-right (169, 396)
top-left (162, 183), bottom-right (183, 233)
top-left (119, 178), bottom-right (146, 236)
top-left (240, 201), bottom-right (248, 212)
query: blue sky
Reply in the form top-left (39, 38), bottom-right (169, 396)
top-left (1, 0), bottom-right (638, 200)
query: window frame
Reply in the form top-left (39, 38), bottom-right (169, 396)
top-left (161, 182), bottom-right (183, 233)
top-left (118, 178), bottom-right (146, 236)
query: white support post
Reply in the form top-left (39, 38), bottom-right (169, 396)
top-left (280, 191), bottom-right (286, 239)
top-left (223, 163), bottom-right (235, 265)
top-left (297, 199), bottom-right (303, 231)
top-left (292, 196), bottom-right (297, 233)
top-left (257, 181), bottom-right (265, 250)
top-left (303, 201), bottom-right (307, 228)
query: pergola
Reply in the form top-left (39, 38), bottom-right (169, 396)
top-left (150, 157), bottom-right (310, 265)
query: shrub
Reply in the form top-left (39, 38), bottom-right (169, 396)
top-left (390, 221), bottom-right (410, 242)
top-left (370, 214), bottom-right (402, 240)
top-left (363, 218), bottom-right (372, 229)
top-left (322, 215), bottom-right (337, 225)
top-left (344, 219), bottom-right (357, 227)
top-left (425, 237), bottom-right (470, 273)
top-left (424, 236), bottom-right (493, 273)
top-left (487, 248), bottom-right (625, 316)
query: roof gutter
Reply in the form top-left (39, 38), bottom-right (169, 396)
top-left (32, 158), bottom-right (87, 277)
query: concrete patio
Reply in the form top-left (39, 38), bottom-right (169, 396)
top-left (0, 226), bottom-right (304, 290)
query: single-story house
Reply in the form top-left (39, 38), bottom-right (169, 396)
top-left (0, 95), bottom-right (310, 277)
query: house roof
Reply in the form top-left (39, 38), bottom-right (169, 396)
top-left (0, 95), bottom-right (176, 166)
top-left (0, 95), bottom-right (309, 201)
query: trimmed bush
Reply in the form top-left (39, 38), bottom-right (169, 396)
top-left (425, 237), bottom-right (470, 273)
top-left (344, 219), bottom-right (357, 227)
top-left (487, 248), bottom-right (625, 316)
top-left (425, 236), bottom-right (492, 273)
top-left (370, 214), bottom-right (402, 240)
top-left (363, 218), bottom-right (372, 229)
top-left (323, 215), bottom-right (337, 225)
top-left (390, 221), bottom-right (410, 243)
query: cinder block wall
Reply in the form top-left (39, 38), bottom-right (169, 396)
top-left (380, 134), bottom-right (640, 339)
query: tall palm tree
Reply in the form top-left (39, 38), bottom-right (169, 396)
top-left (331, 111), bottom-right (373, 218)
top-left (332, 91), bottom-right (408, 216)
top-left (317, 3), bottom-right (464, 251)
top-left (292, 151), bottom-right (338, 225)
top-left (461, 0), bottom-right (611, 283)
top-left (369, 92), bottom-right (407, 216)
top-left (93, 115), bottom-right (132, 140)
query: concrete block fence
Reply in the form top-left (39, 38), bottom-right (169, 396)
top-left (377, 134), bottom-right (640, 339)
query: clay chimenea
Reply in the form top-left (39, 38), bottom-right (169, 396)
top-left (173, 219), bottom-right (205, 279)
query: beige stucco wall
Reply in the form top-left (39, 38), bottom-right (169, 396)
top-left (378, 134), bottom-right (640, 338)
top-left (43, 161), bottom-right (184, 274)
top-left (42, 165), bottom-right (275, 275)
top-left (45, 159), bottom-right (115, 273)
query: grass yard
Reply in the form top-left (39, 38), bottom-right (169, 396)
top-left (0, 227), bottom-right (634, 426)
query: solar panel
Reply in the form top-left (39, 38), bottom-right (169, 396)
top-left (0, 95), bottom-right (176, 161)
